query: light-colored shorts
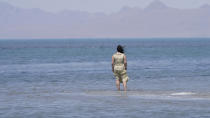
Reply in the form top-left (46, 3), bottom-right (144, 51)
top-left (114, 69), bottom-right (129, 83)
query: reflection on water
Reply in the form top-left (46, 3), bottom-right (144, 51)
top-left (85, 90), bottom-right (210, 100)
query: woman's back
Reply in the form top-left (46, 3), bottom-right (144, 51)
top-left (113, 52), bottom-right (125, 71)
top-left (113, 52), bottom-right (124, 65)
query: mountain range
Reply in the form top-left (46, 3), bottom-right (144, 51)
top-left (0, 0), bottom-right (210, 39)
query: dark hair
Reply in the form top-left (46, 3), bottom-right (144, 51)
top-left (117, 45), bottom-right (124, 53)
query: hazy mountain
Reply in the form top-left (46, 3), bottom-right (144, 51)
top-left (0, 1), bottom-right (210, 38)
top-left (144, 0), bottom-right (169, 10)
top-left (200, 4), bottom-right (210, 9)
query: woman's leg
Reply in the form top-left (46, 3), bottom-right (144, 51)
top-left (123, 81), bottom-right (127, 91)
top-left (116, 79), bottom-right (120, 91)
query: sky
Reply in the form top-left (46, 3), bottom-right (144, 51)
top-left (1, 0), bottom-right (210, 13)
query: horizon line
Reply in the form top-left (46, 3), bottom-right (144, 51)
top-left (0, 37), bottom-right (210, 40)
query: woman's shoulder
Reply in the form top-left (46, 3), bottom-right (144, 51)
top-left (113, 52), bottom-right (118, 56)
top-left (113, 52), bottom-right (125, 57)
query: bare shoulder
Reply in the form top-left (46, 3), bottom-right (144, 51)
top-left (112, 55), bottom-right (114, 58)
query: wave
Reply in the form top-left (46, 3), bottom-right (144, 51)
top-left (0, 61), bottom-right (110, 73)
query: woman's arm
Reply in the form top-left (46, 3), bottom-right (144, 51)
top-left (112, 56), bottom-right (114, 72)
top-left (124, 55), bottom-right (127, 70)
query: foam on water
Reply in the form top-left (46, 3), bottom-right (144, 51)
top-left (171, 92), bottom-right (195, 96)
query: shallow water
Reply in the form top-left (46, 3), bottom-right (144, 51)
top-left (0, 38), bottom-right (210, 117)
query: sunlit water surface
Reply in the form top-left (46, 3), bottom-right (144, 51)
top-left (0, 38), bottom-right (210, 118)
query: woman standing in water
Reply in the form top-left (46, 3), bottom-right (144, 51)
top-left (112, 45), bottom-right (129, 91)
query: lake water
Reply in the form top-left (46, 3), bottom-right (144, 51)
top-left (0, 38), bottom-right (210, 118)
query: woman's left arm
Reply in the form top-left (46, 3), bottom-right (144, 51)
top-left (124, 55), bottom-right (127, 70)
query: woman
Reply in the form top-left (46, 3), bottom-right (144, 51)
top-left (112, 45), bottom-right (129, 91)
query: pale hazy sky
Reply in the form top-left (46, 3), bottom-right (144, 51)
top-left (1, 0), bottom-right (210, 13)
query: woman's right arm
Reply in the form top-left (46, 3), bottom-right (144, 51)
top-left (112, 56), bottom-right (114, 72)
